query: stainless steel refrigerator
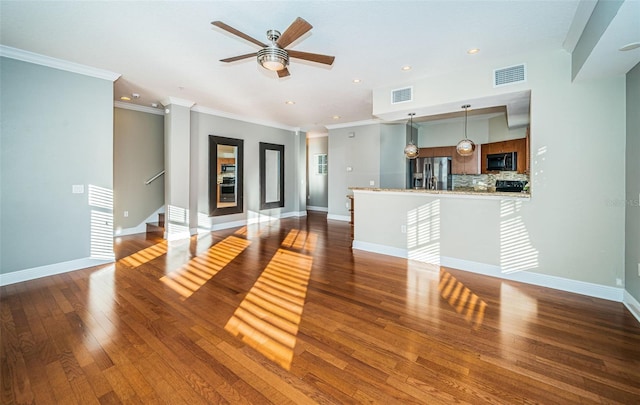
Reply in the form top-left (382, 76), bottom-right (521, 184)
top-left (410, 156), bottom-right (452, 190)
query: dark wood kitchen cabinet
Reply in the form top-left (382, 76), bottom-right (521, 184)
top-left (418, 145), bottom-right (481, 174)
top-left (418, 146), bottom-right (455, 158)
top-left (481, 138), bottom-right (527, 174)
top-left (452, 146), bottom-right (481, 175)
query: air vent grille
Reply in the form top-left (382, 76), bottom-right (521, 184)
top-left (391, 87), bottom-right (413, 104)
top-left (494, 64), bottom-right (526, 87)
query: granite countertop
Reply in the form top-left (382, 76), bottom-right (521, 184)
top-left (349, 186), bottom-right (531, 199)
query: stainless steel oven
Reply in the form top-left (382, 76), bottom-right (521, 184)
top-left (220, 177), bottom-right (235, 202)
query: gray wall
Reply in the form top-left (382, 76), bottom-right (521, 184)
top-left (307, 136), bottom-right (328, 208)
top-left (113, 108), bottom-right (164, 233)
top-left (626, 62), bottom-right (640, 302)
top-left (0, 57), bottom-right (114, 274)
top-left (380, 124), bottom-right (406, 189)
top-left (191, 111), bottom-right (297, 226)
top-left (328, 124), bottom-right (381, 219)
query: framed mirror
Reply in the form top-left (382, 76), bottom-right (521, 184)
top-left (209, 135), bottom-right (243, 216)
top-left (259, 142), bottom-right (285, 210)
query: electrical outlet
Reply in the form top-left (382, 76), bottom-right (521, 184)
top-left (369, 180), bottom-right (375, 186)
top-left (124, 211), bottom-right (129, 218)
top-left (401, 225), bottom-right (406, 233)
top-left (637, 263), bottom-right (640, 277)
top-left (616, 278), bottom-right (622, 286)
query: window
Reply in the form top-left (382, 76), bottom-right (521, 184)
top-left (316, 154), bottom-right (327, 175)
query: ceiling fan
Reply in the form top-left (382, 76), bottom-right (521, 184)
top-left (211, 17), bottom-right (335, 78)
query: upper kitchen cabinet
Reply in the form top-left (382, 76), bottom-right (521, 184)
top-left (452, 146), bottom-right (481, 175)
top-left (418, 146), bottom-right (455, 158)
top-left (481, 138), bottom-right (527, 174)
top-left (418, 145), bottom-right (481, 174)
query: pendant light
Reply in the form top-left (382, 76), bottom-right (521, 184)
top-left (404, 113), bottom-right (419, 159)
top-left (456, 104), bottom-right (476, 156)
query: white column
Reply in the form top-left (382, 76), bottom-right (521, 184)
top-left (162, 97), bottom-right (195, 240)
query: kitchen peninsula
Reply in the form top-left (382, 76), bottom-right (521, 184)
top-left (350, 186), bottom-right (531, 200)
top-left (348, 184), bottom-right (533, 284)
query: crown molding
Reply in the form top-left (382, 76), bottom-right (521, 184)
top-left (191, 105), bottom-right (297, 132)
top-left (160, 97), bottom-right (195, 108)
top-left (114, 101), bottom-right (165, 115)
top-left (306, 132), bottom-right (329, 138)
top-left (325, 118), bottom-right (382, 130)
top-left (0, 45), bottom-right (120, 81)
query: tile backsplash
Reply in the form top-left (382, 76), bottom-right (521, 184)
top-left (453, 172), bottom-right (529, 189)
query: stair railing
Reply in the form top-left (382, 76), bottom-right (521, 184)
top-left (145, 170), bottom-right (165, 185)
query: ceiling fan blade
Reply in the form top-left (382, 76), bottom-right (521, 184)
top-left (211, 21), bottom-right (266, 47)
top-left (220, 53), bottom-right (257, 63)
top-left (277, 68), bottom-right (290, 78)
top-left (288, 50), bottom-right (335, 66)
top-left (276, 17), bottom-right (312, 48)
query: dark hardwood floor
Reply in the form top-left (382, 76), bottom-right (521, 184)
top-left (2, 212), bottom-right (639, 404)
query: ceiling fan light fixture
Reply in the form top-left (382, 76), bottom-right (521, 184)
top-left (257, 46), bottom-right (289, 71)
top-left (214, 18), bottom-right (333, 78)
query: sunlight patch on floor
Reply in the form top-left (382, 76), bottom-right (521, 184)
top-left (160, 235), bottom-right (251, 299)
top-left (439, 269), bottom-right (487, 329)
top-left (281, 229), bottom-right (317, 252)
top-left (119, 241), bottom-right (168, 268)
top-left (224, 228), bottom-right (316, 370)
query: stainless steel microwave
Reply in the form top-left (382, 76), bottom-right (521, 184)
top-left (487, 152), bottom-right (517, 171)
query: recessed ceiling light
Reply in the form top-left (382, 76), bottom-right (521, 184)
top-left (353, 78), bottom-right (361, 83)
top-left (132, 93), bottom-right (140, 99)
top-left (401, 65), bottom-right (412, 71)
top-left (285, 100), bottom-right (295, 105)
top-left (467, 48), bottom-right (480, 55)
top-left (619, 42), bottom-right (640, 51)
top-left (120, 96), bottom-right (131, 101)
top-left (332, 115), bottom-right (341, 120)
top-left (151, 103), bottom-right (158, 108)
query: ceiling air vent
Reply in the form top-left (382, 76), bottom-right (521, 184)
top-left (391, 86), bottom-right (413, 104)
top-left (493, 64), bottom-right (526, 87)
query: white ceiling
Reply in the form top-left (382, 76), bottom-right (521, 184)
top-left (0, 1), bottom-right (637, 133)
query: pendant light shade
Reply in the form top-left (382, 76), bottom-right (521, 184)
top-left (456, 104), bottom-right (476, 157)
top-left (404, 113), bottom-right (419, 159)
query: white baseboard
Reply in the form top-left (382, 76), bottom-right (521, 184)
top-left (440, 256), bottom-right (624, 303)
top-left (0, 257), bottom-right (114, 286)
top-left (281, 210), bottom-right (308, 218)
top-left (209, 210), bottom-right (306, 231)
top-left (307, 206), bottom-right (329, 212)
top-left (351, 240), bottom-right (628, 306)
top-left (352, 241), bottom-right (408, 259)
top-left (327, 214), bottom-right (350, 222)
top-left (624, 290), bottom-right (640, 324)
top-left (211, 219), bottom-right (248, 231)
